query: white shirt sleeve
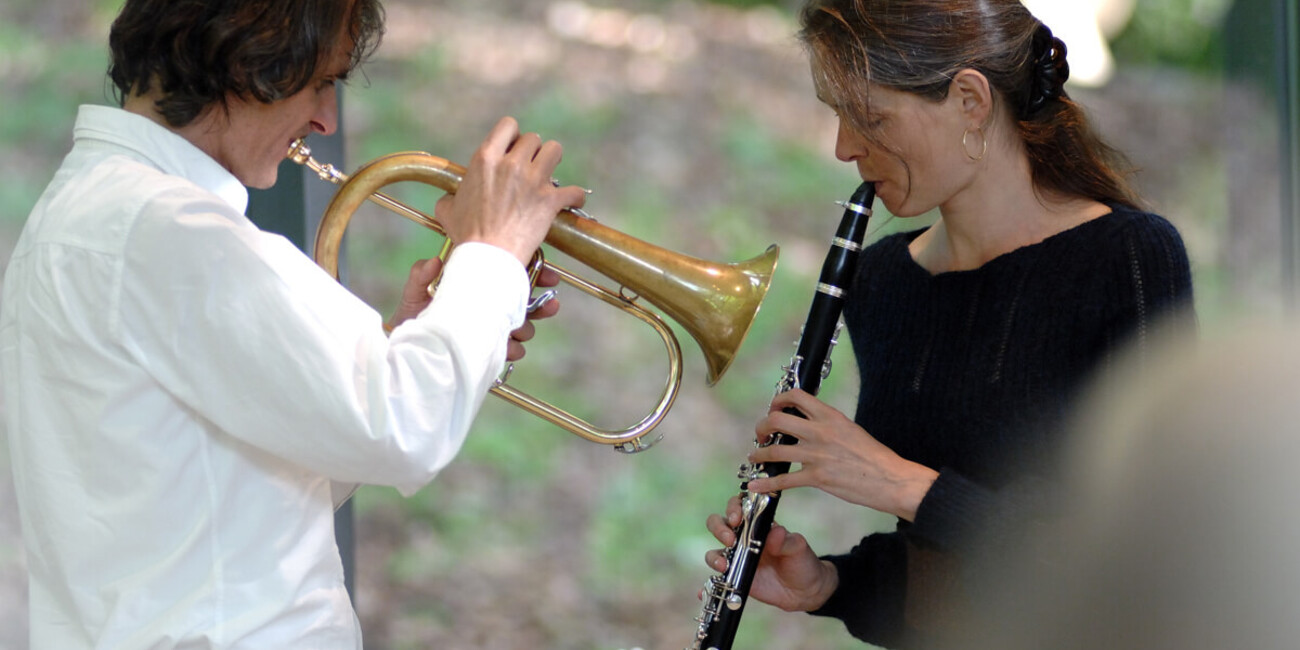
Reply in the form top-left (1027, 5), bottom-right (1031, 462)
top-left (117, 187), bottom-right (527, 495)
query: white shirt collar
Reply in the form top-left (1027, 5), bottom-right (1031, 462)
top-left (73, 104), bottom-right (250, 215)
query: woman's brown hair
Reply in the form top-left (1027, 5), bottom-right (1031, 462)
top-left (799, 0), bottom-right (1141, 209)
top-left (108, 0), bottom-right (385, 128)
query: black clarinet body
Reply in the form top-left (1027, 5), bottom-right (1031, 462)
top-left (688, 182), bottom-right (875, 650)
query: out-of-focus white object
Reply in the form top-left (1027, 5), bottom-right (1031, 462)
top-left (1021, 0), bottom-right (1136, 87)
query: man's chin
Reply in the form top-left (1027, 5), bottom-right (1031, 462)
top-left (246, 171), bottom-right (278, 190)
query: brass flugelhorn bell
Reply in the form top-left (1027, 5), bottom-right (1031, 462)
top-left (288, 139), bottom-right (779, 453)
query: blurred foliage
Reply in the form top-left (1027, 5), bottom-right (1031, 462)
top-left (639, 0), bottom-right (799, 8)
top-left (0, 22), bottom-right (111, 229)
top-left (1110, 0), bottom-right (1235, 72)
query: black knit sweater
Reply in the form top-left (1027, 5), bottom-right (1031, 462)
top-left (809, 206), bottom-right (1194, 646)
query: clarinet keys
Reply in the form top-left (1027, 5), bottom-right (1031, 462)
top-left (685, 183), bottom-right (876, 650)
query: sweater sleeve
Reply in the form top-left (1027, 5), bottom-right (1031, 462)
top-left (809, 531), bottom-right (909, 646)
top-left (1099, 212), bottom-right (1196, 356)
top-left (907, 469), bottom-right (1000, 551)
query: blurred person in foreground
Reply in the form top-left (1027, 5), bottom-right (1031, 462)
top-left (703, 0), bottom-right (1194, 646)
top-left (0, 0), bottom-right (586, 647)
top-left (944, 320), bottom-right (1300, 650)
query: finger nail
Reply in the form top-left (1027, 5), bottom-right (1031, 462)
top-left (551, 177), bottom-right (594, 194)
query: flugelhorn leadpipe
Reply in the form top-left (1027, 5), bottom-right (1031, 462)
top-left (288, 139), bottom-right (779, 453)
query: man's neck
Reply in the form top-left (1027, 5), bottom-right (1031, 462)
top-left (122, 93), bottom-right (172, 130)
top-left (122, 92), bottom-right (229, 172)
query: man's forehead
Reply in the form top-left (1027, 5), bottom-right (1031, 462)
top-left (324, 14), bottom-right (358, 76)
top-left (324, 39), bottom-right (356, 77)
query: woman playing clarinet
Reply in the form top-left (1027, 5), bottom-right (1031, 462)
top-left (703, 0), bottom-right (1195, 647)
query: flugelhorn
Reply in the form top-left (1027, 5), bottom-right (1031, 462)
top-left (287, 139), bottom-right (779, 453)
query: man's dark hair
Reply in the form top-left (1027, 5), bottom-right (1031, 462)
top-left (108, 0), bottom-right (384, 127)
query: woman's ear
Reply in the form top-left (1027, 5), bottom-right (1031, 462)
top-left (949, 68), bottom-right (994, 125)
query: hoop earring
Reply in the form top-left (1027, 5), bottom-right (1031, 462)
top-left (961, 127), bottom-right (987, 162)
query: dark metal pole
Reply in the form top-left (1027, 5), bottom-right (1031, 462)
top-left (1224, 0), bottom-right (1299, 310)
top-left (1280, 0), bottom-right (1300, 308)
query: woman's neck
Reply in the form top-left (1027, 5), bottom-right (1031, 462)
top-left (910, 149), bottom-right (1110, 274)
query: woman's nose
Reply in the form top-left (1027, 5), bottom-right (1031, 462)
top-left (834, 120), bottom-right (864, 162)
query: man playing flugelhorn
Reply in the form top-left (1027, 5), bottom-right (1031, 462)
top-left (0, 1), bottom-right (586, 647)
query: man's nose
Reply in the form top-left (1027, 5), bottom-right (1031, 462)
top-left (311, 86), bottom-right (339, 136)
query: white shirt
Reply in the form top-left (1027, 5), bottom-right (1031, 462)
top-left (0, 105), bottom-right (529, 649)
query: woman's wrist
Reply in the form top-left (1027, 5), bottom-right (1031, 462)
top-left (802, 559), bottom-right (841, 612)
top-left (893, 462), bottom-right (941, 522)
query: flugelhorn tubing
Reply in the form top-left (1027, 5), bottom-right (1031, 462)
top-left (287, 139), bottom-right (779, 452)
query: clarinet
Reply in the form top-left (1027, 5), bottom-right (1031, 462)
top-left (688, 182), bottom-right (876, 650)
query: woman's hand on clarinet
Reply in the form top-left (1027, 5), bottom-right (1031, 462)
top-left (744, 389), bottom-right (940, 522)
top-left (703, 495), bottom-right (839, 613)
